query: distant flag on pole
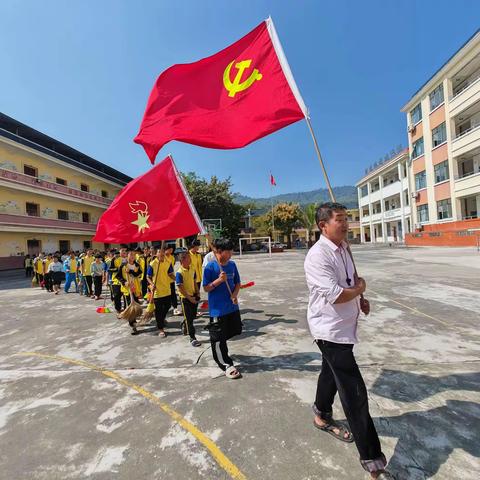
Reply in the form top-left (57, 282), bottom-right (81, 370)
top-left (134, 17), bottom-right (307, 164)
top-left (270, 173), bottom-right (277, 186)
top-left (93, 156), bottom-right (205, 243)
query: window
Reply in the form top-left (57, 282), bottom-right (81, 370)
top-left (410, 103), bottom-right (422, 124)
top-left (412, 137), bottom-right (424, 158)
top-left (417, 204), bottom-right (429, 223)
top-left (434, 160), bottom-right (449, 183)
top-left (82, 212), bottom-right (90, 223)
top-left (415, 170), bottom-right (427, 190)
top-left (58, 210), bottom-right (69, 220)
top-left (429, 84), bottom-right (444, 111)
top-left (83, 240), bottom-right (92, 249)
top-left (437, 198), bottom-right (452, 220)
top-left (360, 185), bottom-right (368, 197)
top-left (80, 183), bottom-right (89, 192)
top-left (26, 202), bottom-right (39, 216)
top-left (59, 240), bottom-right (70, 253)
top-left (432, 122), bottom-right (447, 147)
top-left (101, 190), bottom-right (108, 198)
top-left (24, 165), bottom-right (38, 177)
top-left (56, 177), bottom-right (67, 186)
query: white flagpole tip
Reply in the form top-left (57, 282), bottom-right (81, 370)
top-left (266, 17), bottom-right (308, 118)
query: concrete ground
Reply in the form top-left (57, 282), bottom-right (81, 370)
top-left (0, 245), bottom-right (479, 480)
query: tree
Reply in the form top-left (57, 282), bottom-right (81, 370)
top-left (182, 172), bottom-right (246, 243)
top-left (301, 203), bottom-right (318, 246)
top-left (252, 213), bottom-right (272, 237)
top-left (266, 202), bottom-right (303, 248)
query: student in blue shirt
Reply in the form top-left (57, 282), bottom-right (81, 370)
top-left (202, 238), bottom-right (242, 379)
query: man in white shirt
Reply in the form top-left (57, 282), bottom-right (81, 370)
top-left (304, 202), bottom-right (393, 480)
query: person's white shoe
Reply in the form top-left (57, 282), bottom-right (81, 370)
top-left (173, 308), bottom-right (182, 316)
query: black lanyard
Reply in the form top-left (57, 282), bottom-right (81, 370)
top-left (338, 247), bottom-right (352, 286)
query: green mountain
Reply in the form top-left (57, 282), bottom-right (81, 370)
top-left (234, 185), bottom-right (358, 209)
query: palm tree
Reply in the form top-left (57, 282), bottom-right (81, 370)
top-left (301, 203), bottom-right (318, 247)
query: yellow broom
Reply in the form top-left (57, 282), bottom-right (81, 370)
top-left (118, 277), bottom-right (143, 323)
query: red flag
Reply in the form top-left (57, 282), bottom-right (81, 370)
top-left (270, 173), bottom-right (277, 186)
top-left (93, 156), bottom-right (204, 243)
top-left (134, 18), bottom-right (307, 163)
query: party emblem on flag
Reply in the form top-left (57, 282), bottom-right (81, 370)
top-left (223, 59), bottom-right (262, 97)
top-left (129, 201), bottom-right (150, 233)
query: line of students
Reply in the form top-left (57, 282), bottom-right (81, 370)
top-left (108, 238), bottom-right (244, 378)
top-left (30, 238), bottom-right (244, 379)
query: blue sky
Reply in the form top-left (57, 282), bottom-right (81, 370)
top-left (1, 0), bottom-right (479, 197)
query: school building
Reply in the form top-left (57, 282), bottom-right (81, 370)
top-left (402, 29), bottom-right (480, 246)
top-left (0, 112), bottom-right (131, 269)
top-left (356, 149), bottom-right (412, 243)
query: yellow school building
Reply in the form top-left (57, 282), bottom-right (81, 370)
top-left (0, 112), bottom-right (131, 269)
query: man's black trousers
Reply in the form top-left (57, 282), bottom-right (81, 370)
top-left (314, 340), bottom-right (385, 470)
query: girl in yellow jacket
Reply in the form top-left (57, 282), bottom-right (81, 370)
top-left (120, 251), bottom-right (142, 301)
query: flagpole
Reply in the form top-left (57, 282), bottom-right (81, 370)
top-left (304, 117), bottom-right (364, 293)
top-left (305, 117), bottom-right (335, 202)
top-left (270, 173), bottom-right (275, 242)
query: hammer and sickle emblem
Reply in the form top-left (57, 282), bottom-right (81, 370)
top-left (223, 59), bottom-right (262, 98)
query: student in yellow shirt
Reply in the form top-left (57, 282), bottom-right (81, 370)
top-left (108, 248), bottom-right (128, 314)
top-left (81, 249), bottom-right (95, 298)
top-left (147, 248), bottom-right (174, 337)
top-left (176, 252), bottom-right (201, 347)
top-left (120, 251), bottom-right (142, 300)
top-left (135, 246), bottom-right (151, 298)
top-left (120, 250), bottom-right (143, 335)
top-left (63, 251), bottom-right (79, 293)
top-left (34, 253), bottom-right (44, 288)
top-left (43, 254), bottom-right (54, 292)
top-left (165, 243), bottom-right (180, 315)
top-left (188, 239), bottom-right (203, 296)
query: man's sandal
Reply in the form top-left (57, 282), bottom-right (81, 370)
top-left (313, 419), bottom-right (354, 443)
top-left (225, 366), bottom-right (241, 379)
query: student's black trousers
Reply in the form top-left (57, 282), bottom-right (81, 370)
top-left (111, 284), bottom-right (123, 312)
top-left (153, 296), bottom-right (171, 329)
top-left (93, 275), bottom-right (103, 297)
top-left (181, 298), bottom-right (198, 339)
top-left (208, 311), bottom-right (242, 371)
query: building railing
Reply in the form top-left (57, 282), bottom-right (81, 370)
top-left (454, 170), bottom-right (480, 180)
top-left (452, 71), bottom-right (480, 98)
top-left (453, 122), bottom-right (480, 141)
top-left (384, 208), bottom-right (402, 219)
top-left (0, 168), bottom-right (113, 206)
top-left (0, 212), bottom-right (97, 231)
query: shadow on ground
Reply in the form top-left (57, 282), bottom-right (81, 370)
top-left (370, 369), bottom-right (480, 478)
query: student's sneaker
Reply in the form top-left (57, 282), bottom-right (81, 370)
top-left (173, 308), bottom-right (182, 316)
top-left (190, 339), bottom-right (201, 347)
